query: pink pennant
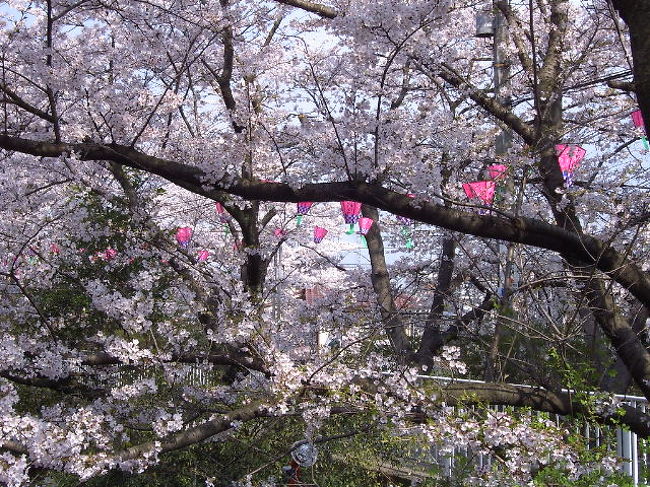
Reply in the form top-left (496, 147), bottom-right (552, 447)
top-left (215, 202), bottom-right (231, 223)
top-left (313, 226), bottom-right (328, 243)
top-left (463, 181), bottom-right (496, 205)
top-left (555, 145), bottom-right (586, 173)
top-left (176, 227), bottom-right (193, 248)
top-left (340, 201), bottom-right (362, 224)
top-left (487, 164), bottom-right (507, 180)
top-left (632, 110), bottom-right (645, 130)
top-left (197, 250), bottom-right (209, 262)
top-left (357, 217), bottom-right (374, 236)
top-left (297, 202), bottom-right (313, 215)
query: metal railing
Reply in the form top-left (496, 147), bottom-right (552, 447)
top-left (419, 374), bottom-right (649, 485)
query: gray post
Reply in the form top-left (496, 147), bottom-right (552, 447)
top-left (485, 4), bottom-right (517, 382)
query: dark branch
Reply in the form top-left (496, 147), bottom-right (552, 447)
top-left (0, 134), bottom-right (649, 310)
top-left (273, 0), bottom-right (337, 18)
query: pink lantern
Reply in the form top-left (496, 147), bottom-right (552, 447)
top-left (313, 226), bottom-right (328, 243)
top-left (555, 145), bottom-right (586, 187)
top-left (340, 201), bottom-right (362, 224)
top-left (555, 145), bottom-right (585, 172)
top-left (273, 228), bottom-right (285, 238)
top-left (176, 227), bottom-right (193, 248)
top-left (215, 202), bottom-right (231, 223)
top-left (197, 250), bottom-right (209, 262)
top-left (341, 201), bottom-right (362, 234)
top-left (357, 217), bottom-right (374, 236)
top-left (297, 202), bottom-right (313, 215)
top-left (631, 110), bottom-right (649, 150)
top-left (632, 110), bottom-right (645, 130)
top-left (396, 194), bottom-right (415, 249)
top-left (296, 202), bottom-right (313, 226)
top-left (487, 164), bottom-right (507, 180)
top-left (462, 181), bottom-right (496, 205)
top-left (50, 243), bottom-right (60, 254)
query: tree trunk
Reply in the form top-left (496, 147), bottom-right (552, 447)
top-left (362, 205), bottom-right (414, 362)
top-left (610, 0), bottom-right (650, 135)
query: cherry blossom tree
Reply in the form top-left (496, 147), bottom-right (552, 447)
top-left (0, 0), bottom-right (649, 485)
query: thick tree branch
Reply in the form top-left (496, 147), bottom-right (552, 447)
top-left (438, 381), bottom-right (650, 437)
top-left (0, 83), bottom-right (55, 123)
top-left (607, 79), bottom-right (635, 92)
top-left (536, 0), bottom-right (568, 103)
top-left (273, 0), bottom-right (337, 18)
top-left (1, 135), bottom-right (649, 310)
top-left (0, 371), bottom-right (104, 397)
top-left (610, 0), bottom-right (650, 135)
top-left (112, 401), bottom-right (264, 462)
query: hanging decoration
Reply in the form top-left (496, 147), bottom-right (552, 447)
top-left (176, 227), bottom-right (193, 248)
top-left (90, 247), bottom-right (116, 263)
top-left (27, 247), bottom-right (38, 265)
top-left (215, 202), bottom-right (230, 222)
top-left (357, 217), bottom-right (373, 236)
top-left (215, 202), bottom-right (231, 236)
top-left (357, 217), bottom-right (373, 247)
top-left (401, 228), bottom-right (415, 249)
top-left (463, 181), bottom-right (496, 204)
top-left (463, 181), bottom-right (496, 213)
top-left (487, 164), bottom-right (508, 180)
top-left (555, 144), bottom-right (586, 188)
top-left (313, 226), bottom-right (328, 243)
top-left (197, 250), bottom-right (209, 262)
top-left (50, 243), bottom-right (60, 255)
top-left (340, 201), bottom-right (362, 234)
top-left (487, 164), bottom-right (508, 204)
top-left (296, 202), bottom-right (313, 226)
top-left (631, 110), bottom-right (649, 150)
top-left (273, 228), bottom-right (285, 238)
top-left (396, 193), bottom-right (415, 249)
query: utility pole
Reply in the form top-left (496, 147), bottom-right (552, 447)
top-left (482, 3), bottom-right (522, 382)
top-left (493, 8), bottom-right (512, 155)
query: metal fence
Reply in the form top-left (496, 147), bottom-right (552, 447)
top-left (419, 375), bottom-right (650, 485)
top-left (617, 396), bottom-right (649, 485)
